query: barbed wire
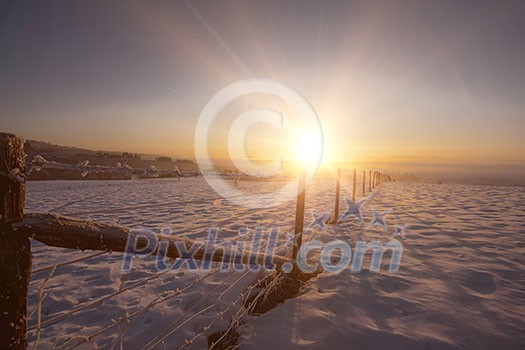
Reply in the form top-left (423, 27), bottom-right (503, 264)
top-left (176, 279), bottom-right (264, 350)
top-left (30, 234), bottom-right (289, 346)
top-left (208, 271), bottom-right (278, 350)
top-left (142, 269), bottom-right (254, 350)
top-left (59, 268), bottom-right (222, 350)
top-left (61, 192), bottom-right (260, 217)
top-left (31, 251), bottom-right (109, 275)
top-left (47, 184), bottom-right (128, 214)
top-left (173, 238), bottom-right (300, 349)
top-left (28, 267), bottom-right (173, 331)
top-left (26, 155), bottom-right (189, 178)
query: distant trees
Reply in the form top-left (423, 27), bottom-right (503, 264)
top-left (92, 152), bottom-right (195, 164)
top-left (154, 157), bottom-right (195, 164)
top-left (95, 152), bottom-right (141, 159)
top-left (122, 152), bottom-right (140, 159)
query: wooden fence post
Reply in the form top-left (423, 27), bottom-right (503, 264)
top-left (352, 168), bottom-right (356, 203)
top-left (362, 170), bottom-right (366, 196)
top-left (292, 169), bottom-right (306, 260)
top-left (332, 169), bottom-right (341, 223)
top-left (368, 170), bottom-right (372, 192)
top-left (0, 133), bottom-right (30, 350)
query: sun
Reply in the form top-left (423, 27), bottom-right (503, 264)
top-left (294, 132), bottom-right (324, 170)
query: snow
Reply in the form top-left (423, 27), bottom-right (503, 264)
top-left (25, 178), bottom-right (525, 349)
top-left (241, 182), bottom-right (525, 349)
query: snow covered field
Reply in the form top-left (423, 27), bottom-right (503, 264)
top-left (25, 178), bottom-right (525, 349)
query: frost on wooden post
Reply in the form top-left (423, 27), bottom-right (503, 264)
top-left (0, 133), bottom-right (25, 223)
top-left (0, 132), bottom-right (29, 348)
top-left (8, 168), bottom-right (25, 183)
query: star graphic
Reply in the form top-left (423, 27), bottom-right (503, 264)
top-left (339, 198), bottom-right (366, 223)
top-left (368, 209), bottom-right (390, 231)
top-left (392, 224), bottom-right (408, 239)
top-left (308, 211), bottom-right (331, 229)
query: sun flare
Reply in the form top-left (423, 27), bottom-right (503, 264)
top-left (295, 132), bottom-right (324, 170)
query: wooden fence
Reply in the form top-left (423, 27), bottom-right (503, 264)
top-left (0, 132), bottom-right (391, 349)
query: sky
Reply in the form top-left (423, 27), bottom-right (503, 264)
top-left (1, 0), bottom-right (524, 179)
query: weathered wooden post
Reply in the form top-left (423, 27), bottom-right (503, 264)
top-left (362, 170), bottom-right (366, 196)
top-left (352, 168), bottom-right (356, 203)
top-left (292, 169), bottom-right (306, 260)
top-left (372, 171), bottom-right (376, 189)
top-left (331, 169), bottom-right (341, 223)
top-left (368, 170), bottom-right (372, 192)
top-left (0, 133), bottom-right (30, 349)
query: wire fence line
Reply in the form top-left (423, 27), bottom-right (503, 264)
top-left (28, 155), bottom-right (186, 179)
top-left (150, 270), bottom-right (271, 350)
top-left (29, 225), bottom-right (299, 343)
top-left (48, 265), bottom-right (276, 350)
top-left (16, 155), bottom-right (393, 348)
top-left (28, 269), bottom-right (172, 331)
top-left (207, 271), bottom-right (285, 350)
top-left (59, 269), bottom-right (222, 350)
top-left (48, 191), bottom-right (117, 214)
top-left (112, 270), bottom-right (251, 350)
top-left (25, 210), bottom-right (297, 349)
top-left (30, 265), bottom-right (56, 350)
top-left (176, 283), bottom-right (260, 350)
top-left (0, 132), bottom-right (402, 349)
top-left (25, 222), bottom-right (291, 347)
top-left (60, 193), bottom-right (238, 217)
top-left (28, 249), bottom-right (114, 289)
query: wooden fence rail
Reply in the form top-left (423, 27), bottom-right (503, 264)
top-left (13, 213), bottom-right (289, 268)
